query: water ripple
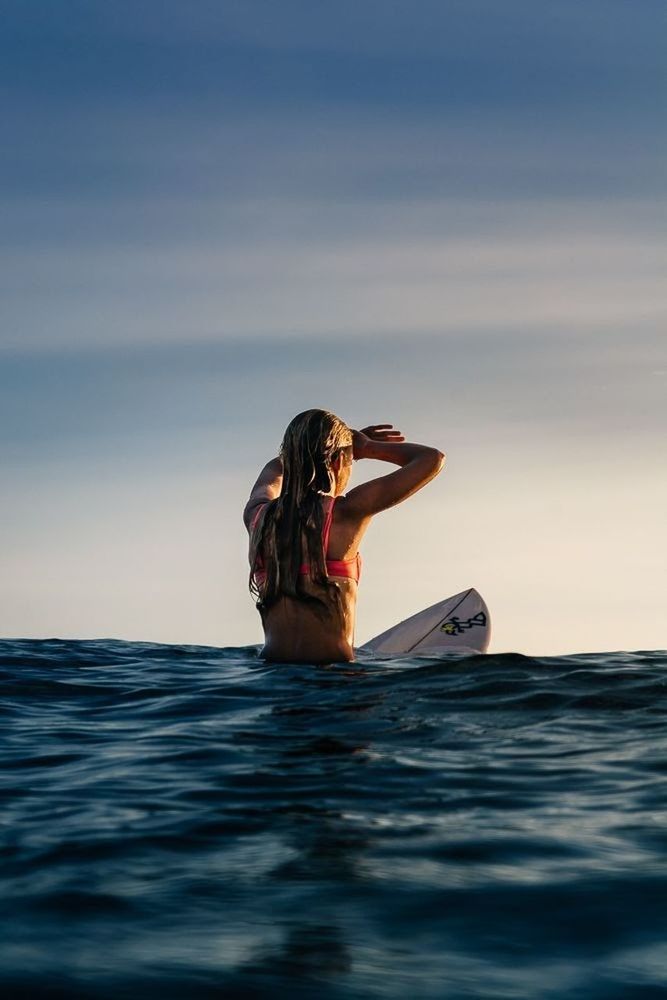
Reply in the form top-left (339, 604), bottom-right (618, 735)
top-left (0, 638), bottom-right (666, 998)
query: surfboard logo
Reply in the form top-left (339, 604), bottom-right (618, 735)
top-left (441, 612), bottom-right (487, 636)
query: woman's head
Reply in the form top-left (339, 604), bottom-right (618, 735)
top-left (280, 409), bottom-right (353, 500)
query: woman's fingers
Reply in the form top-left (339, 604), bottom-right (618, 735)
top-left (360, 424), bottom-right (405, 442)
top-left (359, 424), bottom-right (404, 439)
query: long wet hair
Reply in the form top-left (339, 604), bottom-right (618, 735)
top-left (249, 409), bottom-right (353, 613)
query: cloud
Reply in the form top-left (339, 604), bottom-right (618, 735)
top-left (3, 102), bottom-right (663, 207)
top-left (2, 196), bottom-right (664, 352)
top-left (2, 323), bottom-right (665, 475)
top-left (2, 0), bottom-right (663, 130)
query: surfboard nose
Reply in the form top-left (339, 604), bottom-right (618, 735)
top-left (362, 588), bottom-right (491, 657)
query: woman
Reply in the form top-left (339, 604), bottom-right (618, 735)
top-left (244, 409), bottom-right (445, 663)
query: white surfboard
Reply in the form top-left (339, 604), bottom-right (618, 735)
top-left (361, 588), bottom-right (491, 657)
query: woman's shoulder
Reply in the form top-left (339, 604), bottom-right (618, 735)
top-left (245, 499), bottom-right (270, 533)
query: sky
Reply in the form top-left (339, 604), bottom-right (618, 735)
top-left (2, 0), bottom-right (665, 655)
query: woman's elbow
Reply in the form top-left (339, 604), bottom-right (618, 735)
top-left (428, 448), bottom-right (446, 475)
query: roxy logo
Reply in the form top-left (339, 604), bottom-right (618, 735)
top-left (441, 612), bottom-right (487, 636)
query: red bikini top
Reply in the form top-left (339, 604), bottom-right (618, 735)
top-left (250, 496), bottom-right (361, 584)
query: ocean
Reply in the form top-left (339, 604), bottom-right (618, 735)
top-left (1, 639), bottom-right (666, 999)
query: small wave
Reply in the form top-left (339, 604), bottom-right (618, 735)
top-left (1, 638), bottom-right (666, 999)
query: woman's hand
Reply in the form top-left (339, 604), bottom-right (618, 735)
top-left (360, 424), bottom-right (405, 441)
top-left (353, 424), bottom-right (405, 459)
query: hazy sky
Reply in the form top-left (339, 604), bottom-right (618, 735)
top-left (2, 1), bottom-right (665, 654)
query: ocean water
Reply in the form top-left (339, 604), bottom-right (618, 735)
top-left (1, 640), bottom-right (666, 1000)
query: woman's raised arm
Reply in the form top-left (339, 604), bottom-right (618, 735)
top-left (243, 457), bottom-right (283, 529)
top-left (342, 425), bottom-right (445, 518)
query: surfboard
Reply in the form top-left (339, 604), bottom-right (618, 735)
top-left (361, 588), bottom-right (491, 657)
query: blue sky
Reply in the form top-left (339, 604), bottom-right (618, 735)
top-left (2, 1), bottom-right (665, 653)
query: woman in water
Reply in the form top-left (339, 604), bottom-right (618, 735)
top-left (244, 409), bottom-right (445, 663)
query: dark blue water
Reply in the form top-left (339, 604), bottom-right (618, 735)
top-left (1, 640), bottom-right (666, 999)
